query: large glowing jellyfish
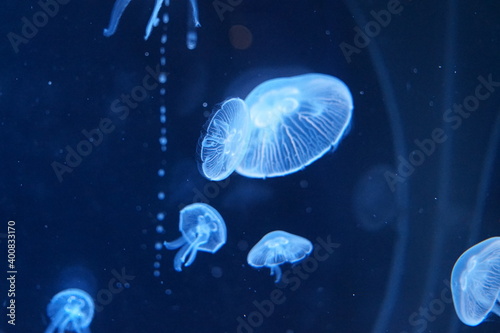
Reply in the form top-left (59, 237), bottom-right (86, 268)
top-left (198, 98), bottom-right (251, 181)
top-left (451, 237), bottom-right (500, 326)
top-left (237, 73), bottom-right (353, 178)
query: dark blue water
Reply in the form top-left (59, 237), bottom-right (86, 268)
top-left (0, 0), bottom-right (499, 332)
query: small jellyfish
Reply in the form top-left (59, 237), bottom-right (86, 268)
top-left (236, 73), bottom-right (353, 178)
top-left (451, 236), bottom-right (500, 326)
top-left (198, 98), bottom-right (251, 181)
top-left (164, 203), bottom-right (227, 271)
top-left (247, 230), bottom-right (313, 282)
top-left (45, 288), bottom-right (94, 333)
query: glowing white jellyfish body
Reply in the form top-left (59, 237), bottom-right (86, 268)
top-left (44, 288), bottom-right (94, 333)
top-left (237, 73), bottom-right (353, 178)
top-left (164, 203), bottom-right (227, 272)
top-left (451, 237), bottom-right (500, 326)
top-left (247, 230), bottom-right (313, 282)
top-left (198, 98), bottom-right (251, 181)
top-left (103, 0), bottom-right (200, 48)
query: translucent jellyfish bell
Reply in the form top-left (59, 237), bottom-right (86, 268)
top-left (247, 230), bottom-right (313, 282)
top-left (198, 98), bottom-right (251, 181)
top-left (451, 236), bottom-right (500, 326)
top-left (236, 73), bottom-right (353, 178)
top-left (45, 288), bottom-right (94, 333)
top-left (164, 203), bottom-right (227, 271)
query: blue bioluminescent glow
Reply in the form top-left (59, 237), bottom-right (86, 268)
top-left (44, 288), bottom-right (94, 333)
top-left (164, 203), bottom-right (227, 271)
top-left (247, 230), bottom-right (313, 282)
top-left (451, 236), bottom-right (500, 326)
top-left (237, 73), bottom-right (353, 178)
top-left (198, 98), bottom-right (251, 181)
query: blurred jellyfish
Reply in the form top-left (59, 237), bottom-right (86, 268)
top-left (247, 230), bottom-right (313, 282)
top-left (164, 203), bottom-right (227, 271)
top-left (236, 73), bottom-right (353, 178)
top-left (198, 98), bottom-right (251, 181)
top-left (104, 0), bottom-right (200, 46)
top-left (451, 236), bottom-right (500, 326)
top-left (45, 288), bottom-right (94, 333)
top-left (352, 164), bottom-right (397, 231)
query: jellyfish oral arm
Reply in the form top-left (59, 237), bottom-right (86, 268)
top-left (164, 233), bottom-right (209, 271)
top-left (103, 0), bottom-right (132, 37)
top-left (44, 309), bottom-right (66, 333)
top-left (270, 265), bottom-right (283, 283)
top-left (144, 0), bottom-right (165, 40)
top-left (186, 0), bottom-right (201, 49)
top-left (164, 237), bottom-right (186, 250)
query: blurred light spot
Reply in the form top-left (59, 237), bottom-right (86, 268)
top-left (229, 25), bottom-right (253, 50)
top-left (211, 266), bottom-right (223, 278)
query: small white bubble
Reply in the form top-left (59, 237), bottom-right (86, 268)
top-left (158, 169), bottom-right (165, 177)
top-left (158, 192), bottom-right (165, 200)
top-left (155, 242), bottom-right (163, 250)
top-left (156, 225), bottom-right (165, 233)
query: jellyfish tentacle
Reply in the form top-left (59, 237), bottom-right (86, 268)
top-left (172, 243), bottom-right (191, 271)
top-left (182, 234), bottom-right (209, 267)
top-left (103, 0), bottom-right (132, 37)
top-left (57, 315), bottom-right (72, 333)
top-left (144, 0), bottom-right (165, 40)
top-left (186, 0), bottom-right (200, 49)
top-left (270, 266), bottom-right (282, 283)
top-left (164, 237), bottom-right (186, 250)
top-left (44, 308), bottom-right (65, 333)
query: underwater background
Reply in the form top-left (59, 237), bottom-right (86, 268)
top-left (0, 0), bottom-right (499, 332)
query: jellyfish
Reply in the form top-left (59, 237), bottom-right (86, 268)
top-left (45, 288), bottom-right (94, 333)
top-left (450, 237), bottom-right (500, 326)
top-left (103, 0), bottom-right (200, 47)
top-left (247, 230), bottom-right (313, 282)
top-left (235, 73), bottom-right (353, 178)
top-left (164, 203), bottom-right (227, 271)
top-left (198, 98), bottom-right (251, 181)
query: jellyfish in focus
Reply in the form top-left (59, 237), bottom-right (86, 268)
top-left (103, 0), bottom-right (200, 48)
top-left (198, 98), bottom-right (251, 181)
top-left (45, 288), bottom-right (94, 333)
top-left (236, 73), bottom-right (353, 178)
top-left (164, 203), bottom-right (227, 271)
top-left (247, 230), bottom-right (313, 282)
top-left (451, 236), bottom-right (500, 326)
